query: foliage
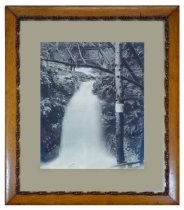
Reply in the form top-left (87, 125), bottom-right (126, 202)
top-left (40, 60), bottom-right (92, 162)
top-left (93, 42), bottom-right (144, 163)
top-left (40, 42), bottom-right (144, 164)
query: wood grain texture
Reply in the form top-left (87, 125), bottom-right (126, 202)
top-left (8, 194), bottom-right (176, 205)
top-left (5, 8), bottom-right (17, 204)
top-left (168, 7), bottom-right (179, 204)
top-left (7, 6), bottom-right (177, 17)
top-left (5, 6), bottom-right (179, 205)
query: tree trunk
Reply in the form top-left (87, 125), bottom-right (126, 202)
top-left (115, 42), bottom-right (125, 164)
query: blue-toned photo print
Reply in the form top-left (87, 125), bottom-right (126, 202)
top-left (40, 42), bottom-right (144, 169)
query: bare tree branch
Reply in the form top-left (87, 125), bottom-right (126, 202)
top-left (65, 44), bottom-right (76, 64)
top-left (42, 58), bottom-right (143, 89)
top-left (41, 58), bottom-right (114, 74)
top-left (126, 43), bottom-right (144, 69)
top-left (107, 42), bottom-right (115, 50)
top-left (107, 42), bottom-right (143, 85)
top-left (42, 42), bottom-right (144, 90)
top-left (77, 43), bottom-right (86, 64)
top-left (121, 57), bottom-right (142, 85)
top-left (121, 75), bottom-right (143, 90)
top-left (93, 43), bottom-right (111, 65)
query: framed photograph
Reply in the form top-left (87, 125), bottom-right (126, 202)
top-left (5, 6), bottom-right (179, 204)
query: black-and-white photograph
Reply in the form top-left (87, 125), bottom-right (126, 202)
top-left (40, 42), bottom-right (144, 169)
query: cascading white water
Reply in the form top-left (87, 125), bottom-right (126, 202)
top-left (42, 80), bottom-right (116, 169)
top-left (59, 81), bottom-right (116, 168)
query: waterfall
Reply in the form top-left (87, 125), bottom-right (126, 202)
top-left (42, 80), bottom-right (116, 169)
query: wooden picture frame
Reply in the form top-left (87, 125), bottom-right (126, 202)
top-left (5, 6), bottom-right (179, 205)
